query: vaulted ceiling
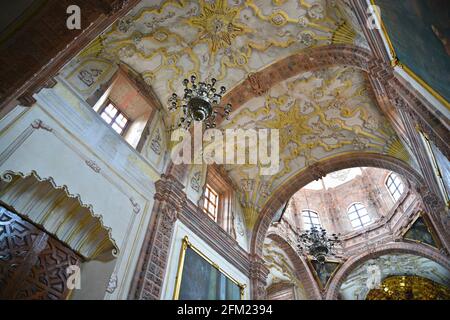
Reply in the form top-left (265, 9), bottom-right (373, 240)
top-left (219, 66), bottom-right (411, 228)
top-left (64, 0), bottom-right (417, 231)
top-left (77, 0), bottom-right (367, 108)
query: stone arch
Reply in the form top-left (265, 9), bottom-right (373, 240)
top-left (251, 153), bottom-right (424, 258)
top-left (165, 43), bottom-right (447, 187)
top-left (266, 232), bottom-right (322, 300)
top-left (324, 241), bottom-right (450, 300)
top-left (0, 170), bottom-right (118, 261)
top-left (219, 44), bottom-right (375, 121)
top-left (164, 44), bottom-right (380, 182)
top-left (217, 43), bottom-right (448, 159)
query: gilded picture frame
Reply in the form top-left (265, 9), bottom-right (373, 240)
top-left (371, 0), bottom-right (450, 111)
top-left (173, 236), bottom-right (246, 300)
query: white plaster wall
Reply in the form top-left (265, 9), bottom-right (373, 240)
top-left (161, 221), bottom-right (250, 300)
top-left (0, 80), bottom-right (162, 299)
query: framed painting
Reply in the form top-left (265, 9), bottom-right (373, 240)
top-left (173, 236), bottom-right (245, 300)
top-left (372, 0), bottom-right (450, 110)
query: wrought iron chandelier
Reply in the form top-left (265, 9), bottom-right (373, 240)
top-left (168, 75), bottom-right (232, 130)
top-left (297, 226), bottom-right (340, 264)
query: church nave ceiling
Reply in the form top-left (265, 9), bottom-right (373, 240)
top-left (71, 0), bottom-right (367, 110)
top-left (219, 66), bottom-right (413, 229)
top-left (61, 0), bottom-right (416, 231)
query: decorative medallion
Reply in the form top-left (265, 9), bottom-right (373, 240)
top-left (188, 0), bottom-right (248, 54)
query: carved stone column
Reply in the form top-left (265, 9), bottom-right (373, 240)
top-left (249, 254), bottom-right (270, 300)
top-left (130, 174), bottom-right (186, 300)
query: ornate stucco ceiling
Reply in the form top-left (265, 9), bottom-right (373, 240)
top-left (218, 66), bottom-right (411, 228)
top-left (61, 0), bottom-right (415, 232)
top-left (339, 254), bottom-right (450, 300)
top-left (75, 0), bottom-right (367, 109)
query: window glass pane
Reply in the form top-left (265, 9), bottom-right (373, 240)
top-left (392, 191), bottom-right (400, 201)
top-left (116, 114), bottom-right (128, 127)
top-left (111, 123), bottom-right (123, 134)
top-left (361, 215), bottom-right (371, 224)
top-left (203, 185), bottom-right (219, 220)
top-left (386, 173), bottom-right (404, 201)
top-left (105, 104), bottom-right (118, 117)
top-left (351, 220), bottom-right (362, 228)
top-left (358, 207), bottom-right (367, 216)
top-left (348, 212), bottom-right (358, 220)
top-left (302, 210), bottom-right (320, 229)
top-left (101, 113), bottom-right (112, 123)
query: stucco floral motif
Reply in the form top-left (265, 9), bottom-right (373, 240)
top-left (188, 0), bottom-right (248, 54)
top-left (71, 0), bottom-right (365, 115)
top-left (220, 66), bottom-right (410, 223)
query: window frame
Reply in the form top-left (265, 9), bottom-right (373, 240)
top-left (201, 165), bottom-right (236, 238)
top-left (301, 209), bottom-right (321, 230)
top-left (347, 202), bottom-right (372, 230)
top-left (97, 100), bottom-right (130, 136)
top-left (385, 172), bottom-right (404, 202)
top-left (202, 184), bottom-right (219, 222)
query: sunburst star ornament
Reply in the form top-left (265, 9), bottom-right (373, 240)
top-left (189, 0), bottom-right (248, 54)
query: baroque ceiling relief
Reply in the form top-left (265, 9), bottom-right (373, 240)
top-left (61, 0), bottom-right (413, 233)
top-left (72, 0), bottom-right (366, 119)
top-left (220, 66), bottom-right (412, 230)
top-left (338, 254), bottom-right (450, 300)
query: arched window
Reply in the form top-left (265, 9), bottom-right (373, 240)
top-left (347, 203), bottom-right (371, 230)
top-left (386, 172), bottom-right (404, 201)
top-left (302, 209), bottom-right (321, 230)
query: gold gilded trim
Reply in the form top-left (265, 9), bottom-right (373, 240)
top-left (173, 236), bottom-right (246, 300)
top-left (371, 0), bottom-right (450, 110)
